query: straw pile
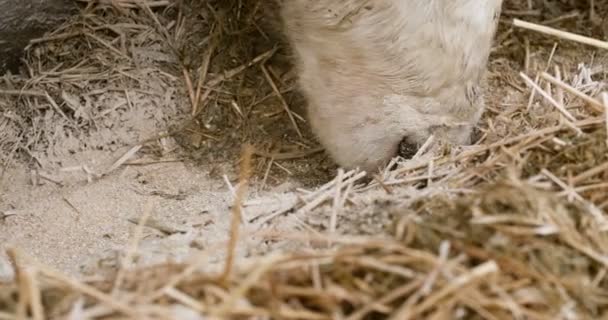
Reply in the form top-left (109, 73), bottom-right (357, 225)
top-left (1, 0), bottom-right (608, 319)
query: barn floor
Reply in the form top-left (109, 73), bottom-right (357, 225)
top-left (1, 0), bottom-right (608, 318)
top-left (0, 0), bottom-right (341, 278)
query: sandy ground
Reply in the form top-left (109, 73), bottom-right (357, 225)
top-left (0, 90), bottom-right (327, 280)
top-left (0, 0), bottom-right (333, 280)
top-left (0, 71), bottom-right (331, 279)
top-left (1, 160), bottom-right (232, 277)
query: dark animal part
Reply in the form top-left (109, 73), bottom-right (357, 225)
top-left (397, 136), bottom-right (419, 160)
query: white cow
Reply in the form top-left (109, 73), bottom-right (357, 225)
top-left (280, 0), bottom-right (503, 173)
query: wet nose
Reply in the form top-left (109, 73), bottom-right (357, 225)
top-left (397, 136), bottom-right (420, 160)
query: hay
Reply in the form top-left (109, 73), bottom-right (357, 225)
top-left (1, 0), bottom-right (608, 319)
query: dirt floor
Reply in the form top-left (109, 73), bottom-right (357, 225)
top-left (0, 0), bottom-right (362, 280)
top-left (1, 1), bottom-right (608, 317)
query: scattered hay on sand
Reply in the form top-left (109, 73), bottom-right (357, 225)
top-left (1, 0), bottom-right (608, 319)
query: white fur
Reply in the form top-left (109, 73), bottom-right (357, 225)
top-left (281, 0), bottom-right (503, 173)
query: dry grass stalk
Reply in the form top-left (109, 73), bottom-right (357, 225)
top-left (77, 0), bottom-right (171, 9)
top-left (391, 261), bottom-right (499, 320)
top-left (519, 72), bottom-right (577, 122)
top-left (603, 92), bottom-right (608, 146)
top-left (4, 248), bottom-right (140, 318)
top-left (112, 200), bottom-right (154, 295)
top-left (106, 144), bottom-right (143, 175)
top-left (513, 18), bottom-right (608, 50)
top-left (540, 71), bottom-right (604, 113)
top-left (192, 44), bottom-right (216, 116)
top-left (261, 64), bottom-right (303, 138)
top-left (221, 144), bottom-right (254, 283)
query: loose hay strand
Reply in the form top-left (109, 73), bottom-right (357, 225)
top-left (540, 71), bottom-right (604, 113)
top-left (261, 64), bottom-right (303, 138)
top-left (6, 248), bottom-right (140, 318)
top-left (603, 92), bottom-right (608, 147)
top-left (392, 261), bottom-right (499, 320)
top-left (513, 18), bottom-right (608, 50)
top-left (112, 200), bottom-right (154, 295)
top-left (221, 144), bottom-right (255, 283)
top-left (519, 72), bottom-right (577, 122)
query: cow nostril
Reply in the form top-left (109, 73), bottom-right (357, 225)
top-left (397, 136), bottom-right (419, 160)
top-left (470, 126), bottom-right (483, 145)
